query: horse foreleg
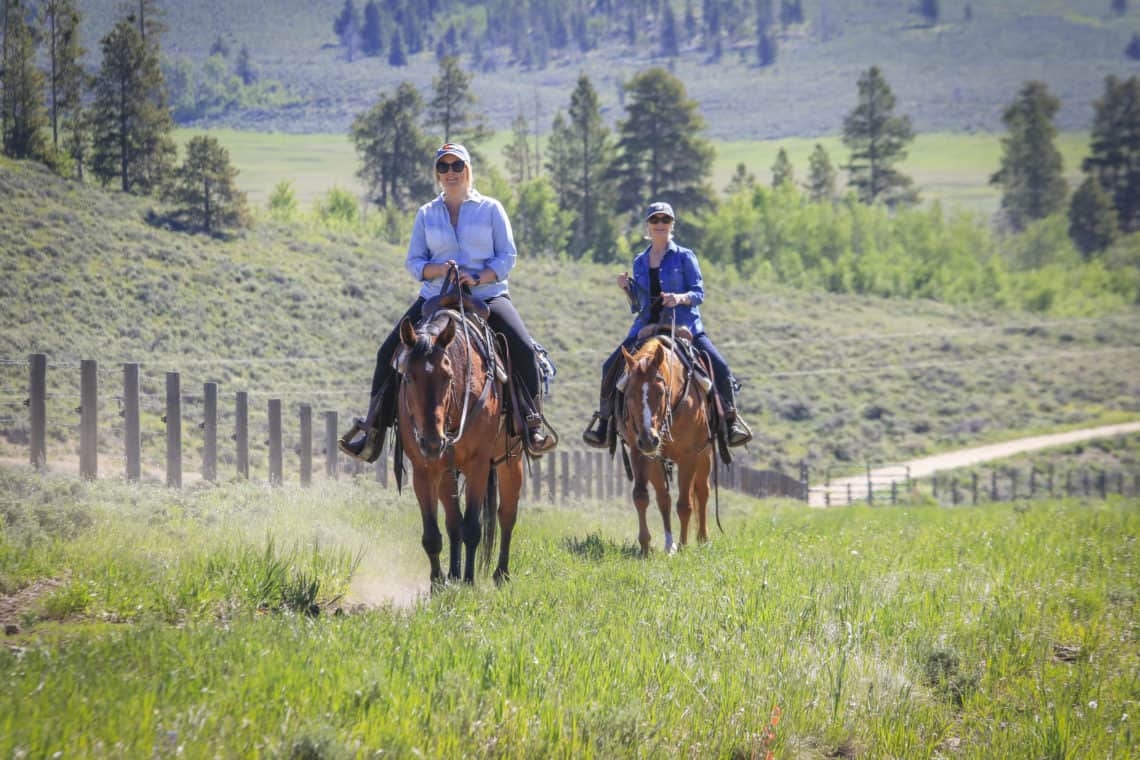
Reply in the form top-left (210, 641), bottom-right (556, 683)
top-left (439, 470), bottom-right (463, 581)
top-left (648, 461), bottom-right (675, 553)
top-left (494, 456), bottom-right (523, 585)
top-left (630, 453), bottom-right (654, 557)
top-left (461, 463), bottom-right (491, 584)
top-left (674, 461), bottom-right (695, 550)
top-left (413, 468), bottom-right (444, 587)
top-left (693, 451), bottom-right (712, 543)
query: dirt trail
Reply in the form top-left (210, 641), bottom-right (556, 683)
top-left (809, 422), bottom-right (1140, 507)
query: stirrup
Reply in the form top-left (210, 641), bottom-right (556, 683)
top-left (581, 412), bottom-right (608, 448)
top-left (525, 414), bottom-right (557, 456)
top-left (339, 418), bottom-right (382, 462)
top-left (727, 416), bottom-right (753, 447)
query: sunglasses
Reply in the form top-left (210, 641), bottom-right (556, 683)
top-left (647, 215), bottom-right (673, 224)
top-left (436, 159), bottom-right (466, 174)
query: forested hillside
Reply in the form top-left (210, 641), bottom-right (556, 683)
top-left (68, 0), bottom-right (1140, 136)
top-left (2, 157), bottom-right (1137, 479)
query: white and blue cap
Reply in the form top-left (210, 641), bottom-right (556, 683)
top-left (645, 201), bottom-right (675, 221)
top-left (435, 143), bottom-right (470, 165)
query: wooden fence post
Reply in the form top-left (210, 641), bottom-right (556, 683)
top-left (890, 480), bottom-right (897, 505)
top-left (1009, 470), bottom-right (1017, 501)
top-left (268, 399), bottom-right (283, 486)
top-left (123, 363), bottom-right (140, 481)
top-left (595, 452), bottom-right (604, 500)
top-left (28, 354), bottom-right (47, 469)
top-left (560, 451), bottom-right (570, 504)
top-left (951, 478), bottom-right (960, 506)
top-left (846, 482), bottom-right (853, 506)
top-left (324, 411), bottom-right (337, 480)
top-left (1097, 471), bottom-right (1106, 499)
top-left (573, 450), bottom-right (583, 500)
top-left (80, 359), bottom-right (98, 480)
top-left (165, 372), bottom-right (181, 488)
top-left (531, 455), bottom-right (541, 501)
top-left (299, 404), bottom-right (312, 487)
top-left (547, 452), bottom-right (556, 503)
top-left (202, 382), bottom-right (217, 483)
top-left (235, 391), bottom-right (249, 479)
top-left (972, 472), bottom-right (979, 505)
top-left (866, 464), bottom-right (873, 505)
top-left (1048, 464), bottom-right (1055, 496)
top-left (991, 470), bottom-right (998, 501)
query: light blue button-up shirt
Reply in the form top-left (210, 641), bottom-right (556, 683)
top-left (405, 189), bottom-right (516, 299)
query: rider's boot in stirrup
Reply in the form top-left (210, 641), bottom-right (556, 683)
top-left (724, 408), bottom-right (753, 447)
top-left (582, 396), bottom-right (612, 448)
top-left (526, 413), bottom-right (556, 456)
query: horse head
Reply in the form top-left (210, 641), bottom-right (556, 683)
top-left (398, 315), bottom-right (457, 460)
top-left (621, 340), bottom-right (677, 456)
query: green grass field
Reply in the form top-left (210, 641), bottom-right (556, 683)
top-left (191, 129), bottom-right (1094, 219)
top-left (1, 466), bottom-right (1136, 757)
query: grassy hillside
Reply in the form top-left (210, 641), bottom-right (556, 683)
top-left (73, 0), bottom-right (1140, 137)
top-left (2, 157), bottom-right (1137, 481)
top-left (1, 466), bottom-right (1137, 756)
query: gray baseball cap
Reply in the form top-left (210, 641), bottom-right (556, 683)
top-left (645, 201), bottom-right (675, 221)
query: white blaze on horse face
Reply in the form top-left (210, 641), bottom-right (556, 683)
top-left (424, 362), bottom-right (434, 373)
top-left (642, 381), bottom-right (653, 433)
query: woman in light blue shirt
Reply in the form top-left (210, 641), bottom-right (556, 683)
top-left (343, 143), bottom-right (555, 458)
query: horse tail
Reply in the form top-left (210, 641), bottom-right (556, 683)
top-left (480, 463), bottom-right (498, 573)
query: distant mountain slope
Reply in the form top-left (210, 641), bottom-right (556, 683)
top-left (73, 0), bottom-right (1140, 137)
top-left (2, 158), bottom-right (1137, 477)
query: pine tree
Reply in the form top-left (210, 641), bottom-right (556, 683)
top-left (164, 135), bottom-right (251, 235)
top-left (44, 0), bottom-right (85, 156)
top-left (361, 0), bottom-right (382, 56)
top-left (427, 55), bottom-right (490, 148)
top-left (806, 143), bottom-right (836, 202)
top-left (1127, 32), bottom-right (1140, 61)
top-left (334, 0), bottom-right (359, 61)
top-left (1112, 0), bottom-right (1127, 17)
top-left (919, 0), bottom-right (939, 25)
top-left (756, 28), bottom-right (776, 66)
top-left (90, 17), bottom-right (175, 193)
top-left (128, 0), bottom-right (166, 51)
top-left (503, 110), bottom-right (533, 184)
top-left (1, 2), bottom-right (48, 160)
top-left (990, 80), bottom-right (1067, 230)
top-left (546, 73), bottom-right (617, 260)
top-left (660, 3), bottom-right (679, 57)
top-left (842, 65), bottom-right (917, 206)
top-left (1068, 176), bottom-right (1118, 257)
top-left (235, 45), bottom-right (257, 85)
top-left (609, 68), bottom-right (716, 219)
top-left (724, 162), bottom-right (756, 195)
top-left (388, 29), bottom-right (405, 66)
top-left (771, 147), bottom-right (794, 187)
top-left (1083, 75), bottom-right (1140, 232)
top-left (351, 81), bottom-right (434, 209)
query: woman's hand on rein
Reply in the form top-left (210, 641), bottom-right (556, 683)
top-left (662, 293), bottom-right (688, 307)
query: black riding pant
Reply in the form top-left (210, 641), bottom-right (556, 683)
top-left (369, 294), bottom-right (541, 403)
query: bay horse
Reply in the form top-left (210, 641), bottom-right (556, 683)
top-left (619, 336), bottom-right (713, 557)
top-left (395, 295), bottom-right (524, 587)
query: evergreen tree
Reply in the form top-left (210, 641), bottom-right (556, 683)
top-left (235, 45), bottom-right (257, 85)
top-left (756, 28), bottom-right (776, 66)
top-left (724, 162), bottom-right (757, 195)
top-left (503, 110), bottom-right (533, 184)
top-left (1068, 176), bottom-right (1118, 257)
top-left (684, 0), bottom-right (697, 44)
top-left (1, 2), bottom-right (48, 160)
top-left (388, 29), bottom-right (405, 66)
top-left (1112, 0), bottom-right (1127, 17)
top-left (1084, 75), bottom-right (1140, 232)
top-left (546, 73), bottom-right (617, 260)
top-left (842, 65), bottom-right (917, 206)
top-left (806, 142), bottom-right (836, 202)
top-left (510, 176), bottom-right (571, 258)
top-left (44, 0), bottom-right (85, 156)
top-left (609, 68), bottom-right (716, 219)
top-left (334, 0), bottom-right (359, 61)
top-left (361, 0), bottom-right (383, 56)
top-left (209, 34), bottom-right (229, 58)
top-left (351, 81), bottom-right (434, 209)
top-left (990, 80), bottom-right (1067, 230)
top-left (1127, 32), bottom-right (1140, 61)
top-left (780, 0), bottom-right (804, 27)
top-left (427, 55), bottom-right (490, 148)
top-left (164, 134), bottom-right (251, 235)
top-left (90, 17), bottom-right (176, 193)
top-left (128, 0), bottom-right (166, 51)
top-left (660, 3), bottom-right (679, 57)
top-left (918, 0), bottom-right (939, 25)
top-left (267, 179), bottom-right (298, 221)
top-left (771, 147), bottom-right (793, 187)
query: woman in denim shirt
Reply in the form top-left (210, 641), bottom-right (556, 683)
top-left (582, 201), bottom-right (752, 448)
top-left (343, 143), bottom-right (555, 458)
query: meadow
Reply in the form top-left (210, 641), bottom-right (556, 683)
top-left (1, 465), bottom-right (1137, 757)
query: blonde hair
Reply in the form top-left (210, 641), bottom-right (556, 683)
top-left (434, 161), bottom-right (475, 194)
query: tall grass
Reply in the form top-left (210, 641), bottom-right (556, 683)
top-left (1, 466), bottom-right (1136, 757)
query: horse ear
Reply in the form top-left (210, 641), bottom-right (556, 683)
top-left (399, 316), bottom-right (416, 347)
top-left (621, 345), bottom-right (636, 366)
top-left (436, 317), bottom-right (456, 349)
top-left (653, 343), bottom-right (666, 366)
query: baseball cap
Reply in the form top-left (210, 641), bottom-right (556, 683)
top-left (644, 201), bottom-right (675, 221)
top-left (435, 143), bottom-right (470, 164)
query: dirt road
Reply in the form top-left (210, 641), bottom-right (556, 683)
top-left (808, 421), bottom-right (1140, 507)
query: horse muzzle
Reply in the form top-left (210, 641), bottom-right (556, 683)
top-left (417, 433), bottom-right (447, 460)
top-left (637, 429), bottom-right (661, 455)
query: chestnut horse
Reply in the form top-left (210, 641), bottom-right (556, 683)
top-left (619, 337), bottom-right (713, 556)
top-left (396, 306), bottom-right (523, 587)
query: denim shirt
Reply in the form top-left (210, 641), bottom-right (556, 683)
top-left (405, 189), bottom-right (516, 299)
top-left (626, 240), bottom-right (706, 340)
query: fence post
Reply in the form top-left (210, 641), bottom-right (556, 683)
top-left (80, 359), bottom-right (98, 480)
top-left (235, 391), bottom-right (249, 479)
top-left (991, 470), bottom-right (998, 501)
top-left (951, 478), bottom-right (960, 506)
top-left (1009, 470), bottom-right (1017, 501)
top-left (268, 399), bottom-right (282, 486)
top-left (560, 451), bottom-right (570, 504)
top-left (299, 404), bottom-right (312, 487)
top-left (972, 472), bottom-right (979, 505)
top-left (932, 474), bottom-right (938, 499)
top-left (846, 482), bottom-right (853, 506)
top-left (1065, 470), bottom-right (1073, 496)
top-left (800, 461), bottom-right (809, 502)
top-left (1082, 468), bottom-right (1090, 497)
top-left (891, 480), bottom-right (897, 505)
top-left (28, 354), bottom-right (47, 469)
top-left (165, 372), bottom-right (181, 488)
top-left (1029, 467), bottom-right (1036, 496)
top-left (1097, 471), bottom-right (1106, 499)
top-left (202, 382), bottom-right (217, 483)
top-left (1048, 464), bottom-right (1055, 496)
top-left (594, 453), bottom-right (603, 500)
top-left (123, 363), bottom-right (140, 481)
top-left (324, 411), bottom-right (337, 480)
top-left (530, 455), bottom-right (541, 501)
top-left (547, 450), bottom-right (556, 503)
